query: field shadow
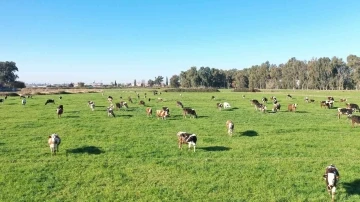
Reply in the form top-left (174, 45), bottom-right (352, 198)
top-left (64, 115), bottom-right (80, 118)
top-left (342, 179), bottom-right (360, 195)
top-left (199, 146), bottom-right (231, 152)
top-left (66, 146), bottom-right (104, 155)
top-left (117, 114), bottom-right (133, 118)
top-left (196, 115), bottom-right (209, 118)
top-left (0, 142), bottom-right (4, 146)
top-left (67, 110), bottom-right (80, 113)
top-left (240, 130), bottom-right (258, 137)
top-left (291, 111), bottom-right (308, 113)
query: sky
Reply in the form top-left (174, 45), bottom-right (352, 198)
top-left (1, 0), bottom-right (360, 84)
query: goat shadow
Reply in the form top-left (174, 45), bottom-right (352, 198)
top-left (342, 179), bottom-right (360, 195)
top-left (288, 111), bottom-right (308, 113)
top-left (0, 142), bottom-right (4, 146)
top-left (66, 146), bottom-right (104, 155)
top-left (117, 114), bottom-right (133, 118)
top-left (64, 115), bottom-right (80, 118)
top-left (240, 130), bottom-right (258, 137)
top-left (67, 111), bottom-right (81, 114)
top-left (199, 146), bottom-right (231, 152)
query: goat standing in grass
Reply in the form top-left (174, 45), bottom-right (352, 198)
top-left (56, 105), bottom-right (63, 118)
top-left (48, 134), bottom-right (61, 156)
top-left (177, 131), bottom-right (197, 152)
top-left (107, 105), bottom-right (115, 117)
top-left (226, 120), bottom-right (234, 136)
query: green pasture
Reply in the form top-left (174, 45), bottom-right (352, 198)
top-left (1, 89), bottom-right (360, 201)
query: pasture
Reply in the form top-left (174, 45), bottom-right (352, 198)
top-left (1, 89), bottom-right (360, 201)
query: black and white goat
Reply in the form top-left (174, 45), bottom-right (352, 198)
top-left (177, 131), bottom-right (197, 152)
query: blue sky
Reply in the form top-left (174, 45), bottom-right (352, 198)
top-left (1, 0), bottom-right (359, 84)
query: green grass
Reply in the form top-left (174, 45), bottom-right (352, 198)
top-left (1, 89), bottom-right (360, 201)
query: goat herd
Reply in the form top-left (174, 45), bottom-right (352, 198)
top-left (2, 92), bottom-right (359, 156)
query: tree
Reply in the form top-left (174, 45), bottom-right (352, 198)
top-left (170, 75), bottom-right (180, 88)
top-left (165, 77), bottom-right (169, 86)
top-left (134, 79), bottom-right (137, 87)
top-left (11, 80), bottom-right (25, 88)
top-left (0, 61), bottom-right (19, 85)
top-left (77, 82), bottom-right (85, 87)
top-left (147, 79), bottom-right (155, 87)
top-left (114, 80), bottom-right (117, 86)
top-left (180, 71), bottom-right (191, 88)
top-left (348, 55), bottom-right (360, 89)
top-left (154, 76), bottom-right (164, 85)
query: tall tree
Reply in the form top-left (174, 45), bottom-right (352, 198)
top-left (154, 76), bottom-right (164, 85)
top-left (348, 54), bottom-right (360, 89)
top-left (165, 77), bottom-right (168, 86)
top-left (0, 61), bottom-right (19, 85)
top-left (134, 79), bottom-right (137, 87)
top-left (169, 75), bottom-right (180, 88)
top-left (180, 71), bottom-right (191, 88)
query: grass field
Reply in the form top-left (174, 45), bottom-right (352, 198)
top-left (1, 89), bottom-right (360, 201)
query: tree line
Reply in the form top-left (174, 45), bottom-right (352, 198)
top-left (2, 54), bottom-right (360, 90)
top-left (167, 54), bottom-right (360, 90)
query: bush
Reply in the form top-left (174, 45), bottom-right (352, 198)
top-left (1, 92), bottom-right (19, 96)
top-left (233, 88), bottom-right (261, 92)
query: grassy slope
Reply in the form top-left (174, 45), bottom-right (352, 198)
top-left (1, 89), bottom-right (360, 202)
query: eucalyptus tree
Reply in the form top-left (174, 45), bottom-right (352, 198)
top-left (347, 54), bottom-right (360, 89)
top-left (0, 61), bottom-right (19, 85)
top-left (179, 71), bottom-right (191, 88)
top-left (331, 56), bottom-right (350, 90)
top-left (169, 75), bottom-right (180, 88)
top-left (234, 70), bottom-right (249, 88)
top-left (198, 66), bottom-right (212, 87)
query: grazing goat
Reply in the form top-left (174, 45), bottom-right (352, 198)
top-left (21, 98), bottom-right (26, 105)
top-left (288, 103), bottom-right (297, 112)
top-left (223, 102), bottom-right (231, 109)
top-left (107, 106), bottom-right (115, 117)
top-left (146, 107), bottom-right (152, 117)
top-left (59, 96), bottom-right (62, 100)
top-left (272, 103), bottom-right (281, 112)
top-left (287, 94), bottom-right (292, 99)
top-left (340, 98), bottom-right (347, 102)
top-left (211, 96), bottom-right (215, 100)
top-left (177, 131), bottom-right (197, 152)
top-left (48, 134), bottom-right (61, 155)
top-left (45, 99), bottom-right (55, 105)
top-left (0, 98), bottom-right (4, 103)
top-left (115, 101), bottom-right (128, 110)
top-left (107, 96), bottom-right (113, 102)
top-left (226, 120), bottom-right (234, 136)
top-left (88, 101), bottom-right (95, 111)
top-left (139, 100), bottom-right (145, 105)
top-left (349, 115), bottom-right (360, 128)
top-left (183, 108), bottom-right (197, 118)
top-left (262, 97), bottom-right (268, 103)
top-left (156, 109), bottom-right (169, 120)
top-left (337, 108), bottom-right (353, 119)
top-left (56, 105), bottom-right (63, 118)
top-left (255, 103), bottom-right (267, 112)
top-left (346, 103), bottom-right (359, 112)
